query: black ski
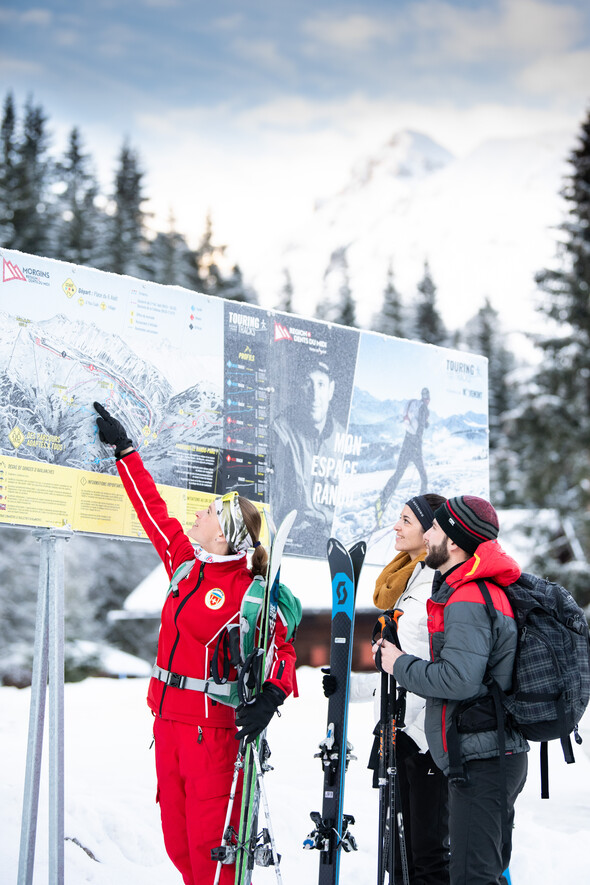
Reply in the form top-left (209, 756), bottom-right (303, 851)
top-left (374, 612), bottom-right (409, 885)
top-left (304, 538), bottom-right (367, 885)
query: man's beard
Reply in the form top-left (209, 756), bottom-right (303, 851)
top-left (425, 538), bottom-right (449, 571)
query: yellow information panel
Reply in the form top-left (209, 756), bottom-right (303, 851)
top-left (0, 455), bottom-right (187, 538)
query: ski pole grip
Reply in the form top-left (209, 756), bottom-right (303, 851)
top-left (373, 611), bottom-right (402, 672)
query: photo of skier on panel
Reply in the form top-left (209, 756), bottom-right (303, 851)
top-left (376, 387), bottom-right (430, 528)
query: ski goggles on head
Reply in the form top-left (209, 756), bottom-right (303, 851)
top-left (214, 491), bottom-right (253, 553)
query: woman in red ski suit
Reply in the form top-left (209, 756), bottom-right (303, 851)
top-left (94, 403), bottom-right (297, 885)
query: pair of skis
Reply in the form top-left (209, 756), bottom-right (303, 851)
top-left (304, 537), bottom-right (367, 885)
top-left (213, 508), bottom-right (297, 885)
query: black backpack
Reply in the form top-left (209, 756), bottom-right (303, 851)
top-left (477, 572), bottom-right (590, 797)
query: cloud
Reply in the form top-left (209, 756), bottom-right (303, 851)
top-left (0, 55), bottom-right (44, 77)
top-left (409, 0), bottom-right (584, 62)
top-left (231, 37), bottom-right (296, 77)
top-left (519, 48), bottom-right (590, 101)
top-left (301, 12), bottom-right (391, 53)
top-left (21, 8), bottom-right (53, 27)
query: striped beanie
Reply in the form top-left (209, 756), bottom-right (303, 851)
top-left (434, 496), bottom-right (499, 555)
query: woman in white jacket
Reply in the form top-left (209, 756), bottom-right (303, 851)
top-left (325, 493), bottom-right (449, 885)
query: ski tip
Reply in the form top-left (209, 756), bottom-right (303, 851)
top-left (284, 509), bottom-right (298, 531)
top-left (349, 540), bottom-right (367, 557)
top-left (326, 537), bottom-right (347, 557)
top-left (262, 507), bottom-right (277, 539)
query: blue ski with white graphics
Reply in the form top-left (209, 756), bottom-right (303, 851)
top-left (304, 538), bottom-right (367, 885)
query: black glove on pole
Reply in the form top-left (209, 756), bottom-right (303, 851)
top-left (93, 402), bottom-right (133, 458)
top-left (235, 683), bottom-right (286, 744)
top-left (321, 666), bottom-right (337, 698)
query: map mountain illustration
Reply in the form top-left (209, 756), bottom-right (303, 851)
top-left (0, 311), bottom-right (222, 484)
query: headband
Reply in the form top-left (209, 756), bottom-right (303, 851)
top-left (214, 492), bottom-right (253, 553)
top-left (406, 495), bottom-right (435, 531)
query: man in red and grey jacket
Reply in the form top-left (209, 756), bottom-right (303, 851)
top-left (377, 496), bottom-right (528, 885)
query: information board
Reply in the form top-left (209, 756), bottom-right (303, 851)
top-left (0, 249), bottom-right (489, 562)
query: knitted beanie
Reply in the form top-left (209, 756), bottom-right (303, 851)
top-left (433, 495), bottom-right (499, 555)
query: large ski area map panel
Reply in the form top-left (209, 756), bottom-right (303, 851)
top-left (0, 248), bottom-right (489, 555)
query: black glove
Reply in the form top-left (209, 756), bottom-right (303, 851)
top-left (321, 667), bottom-right (337, 698)
top-left (235, 683), bottom-right (286, 744)
top-left (94, 402), bottom-right (133, 458)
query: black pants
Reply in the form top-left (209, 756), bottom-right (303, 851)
top-left (448, 753), bottom-right (528, 885)
top-left (393, 731), bottom-right (450, 885)
top-left (381, 434), bottom-right (427, 507)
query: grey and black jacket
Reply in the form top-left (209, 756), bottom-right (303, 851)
top-left (393, 540), bottom-right (529, 775)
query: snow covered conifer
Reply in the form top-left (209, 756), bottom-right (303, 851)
top-left (7, 96), bottom-right (54, 257)
top-left (276, 268), bottom-right (294, 313)
top-left (462, 298), bottom-right (518, 506)
top-left (515, 108), bottom-right (590, 557)
top-left (413, 260), bottom-right (447, 345)
top-left (318, 246), bottom-right (357, 327)
top-left (106, 140), bottom-right (151, 278)
top-left (372, 259), bottom-right (405, 337)
top-left (53, 127), bottom-right (105, 267)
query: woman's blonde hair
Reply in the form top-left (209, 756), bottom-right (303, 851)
top-left (238, 496), bottom-right (268, 578)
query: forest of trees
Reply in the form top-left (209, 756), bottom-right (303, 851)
top-left (0, 92), bottom-right (589, 680)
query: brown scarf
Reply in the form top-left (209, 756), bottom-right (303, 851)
top-left (373, 550), bottom-right (427, 610)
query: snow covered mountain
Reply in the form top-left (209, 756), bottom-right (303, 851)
top-left (250, 128), bottom-right (573, 334)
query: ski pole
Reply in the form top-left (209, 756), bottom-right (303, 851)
top-left (374, 611), bottom-right (410, 885)
top-left (212, 744), bottom-right (245, 885)
top-left (252, 747), bottom-right (283, 884)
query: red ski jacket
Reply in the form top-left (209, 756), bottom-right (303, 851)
top-left (117, 451), bottom-right (297, 728)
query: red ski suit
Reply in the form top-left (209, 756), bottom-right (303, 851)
top-left (117, 452), bottom-right (297, 885)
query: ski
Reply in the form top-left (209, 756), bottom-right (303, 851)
top-left (374, 611), bottom-right (409, 885)
top-left (304, 538), bottom-right (367, 885)
top-left (232, 508), bottom-right (297, 885)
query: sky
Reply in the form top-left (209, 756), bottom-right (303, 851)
top-left (2, 0), bottom-right (590, 274)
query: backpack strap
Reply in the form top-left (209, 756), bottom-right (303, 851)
top-left (167, 559), bottom-right (197, 598)
top-left (210, 623), bottom-right (241, 685)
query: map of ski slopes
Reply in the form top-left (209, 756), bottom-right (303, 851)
top-left (0, 248), bottom-right (489, 561)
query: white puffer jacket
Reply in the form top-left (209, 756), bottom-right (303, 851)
top-left (350, 560), bottom-right (435, 753)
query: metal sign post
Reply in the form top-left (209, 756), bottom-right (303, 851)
top-left (18, 527), bottom-right (72, 885)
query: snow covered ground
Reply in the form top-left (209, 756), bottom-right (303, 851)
top-left (2, 666), bottom-right (589, 884)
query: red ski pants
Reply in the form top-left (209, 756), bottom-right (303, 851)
top-left (153, 717), bottom-right (243, 885)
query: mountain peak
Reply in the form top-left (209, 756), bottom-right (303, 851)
top-left (347, 129), bottom-right (454, 190)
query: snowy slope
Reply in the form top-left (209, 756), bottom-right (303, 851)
top-left (251, 129), bottom-right (572, 333)
top-left (2, 668), bottom-right (589, 884)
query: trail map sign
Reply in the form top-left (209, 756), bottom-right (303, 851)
top-left (0, 248), bottom-right (489, 563)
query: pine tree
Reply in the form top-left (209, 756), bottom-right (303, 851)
top-left (372, 260), bottom-right (405, 337)
top-left (53, 127), bottom-right (105, 266)
top-left (0, 92), bottom-right (18, 247)
top-left (217, 262), bottom-right (258, 303)
top-left (106, 140), bottom-right (151, 277)
top-left (10, 95), bottom-right (54, 256)
top-left (462, 297), bottom-right (518, 506)
top-left (413, 260), bottom-right (446, 345)
top-left (148, 212), bottom-right (202, 290)
top-left (515, 108), bottom-right (590, 555)
top-left (276, 268), bottom-right (294, 313)
top-left (194, 211), bottom-right (226, 296)
top-left (317, 246), bottom-right (357, 326)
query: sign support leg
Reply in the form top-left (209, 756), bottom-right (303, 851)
top-left (17, 527), bottom-right (71, 885)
